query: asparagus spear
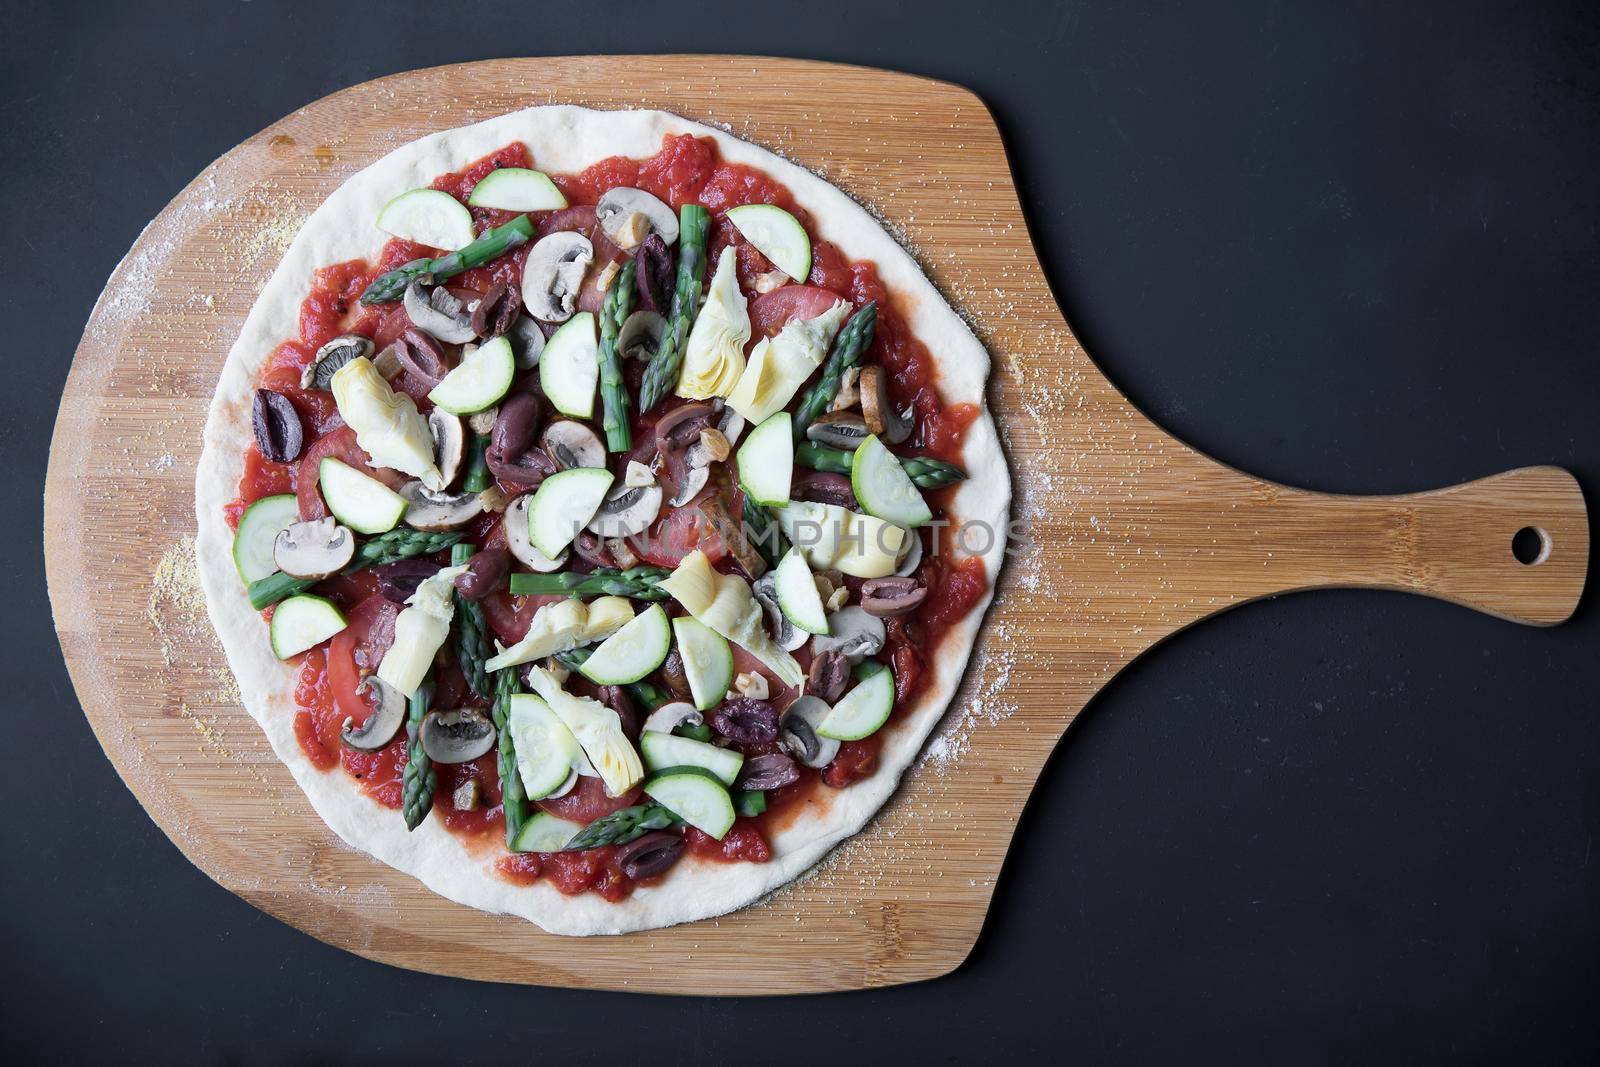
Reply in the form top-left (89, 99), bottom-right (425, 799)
top-left (598, 258), bottom-right (637, 453)
top-left (401, 674), bottom-right (437, 830)
top-left (563, 803), bottom-right (682, 850)
top-left (795, 442), bottom-right (967, 488)
top-left (247, 528), bottom-right (467, 610)
top-left (508, 566), bottom-right (672, 600)
top-left (492, 666), bottom-right (531, 850)
top-left (791, 301), bottom-right (877, 441)
top-left (359, 215), bottom-right (535, 305)
top-left (742, 494), bottom-right (788, 569)
top-left (450, 543), bottom-right (491, 702)
top-left (638, 204), bottom-right (711, 411)
top-left (462, 433), bottom-right (491, 494)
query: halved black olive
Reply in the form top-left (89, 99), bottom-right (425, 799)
top-left (252, 388), bottom-right (304, 463)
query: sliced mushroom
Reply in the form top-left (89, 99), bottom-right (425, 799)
top-left (522, 231), bottom-right (594, 322)
top-left (860, 576), bottom-right (928, 617)
top-left (667, 464), bottom-right (710, 508)
top-left (658, 647), bottom-right (693, 702)
top-left (400, 480), bottom-right (485, 531)
top-left (781, 696), bottom-right (841, 769)
top-left (302, 334), bottom-right (372, 391)
top-left (753, 572), bottom-right (809, 652)
top-left (341, 677), bottom-right (406, 750)
top-left (618, 309), bottom-right (666, 362)
top-left (540, 420), bottom-right (606, 470)
top-left (272, 517), bottom-right (355, 580)
top-left (858, 366), bottom-right (914, 444)
top-left (894, 531), bottom-right (924, 577)
top-left (812, 606), bottom-right (886, 663)
top-left (508, 314), bottom-right (546, 369)
top-left (586, 483), bottom-right (663, 538)
top-left (420, 708), bottom-right (498, 764)
top-left (505, 494), bottom-right (568, 572)
top-left (655, 401), bottom-right (716, 452)
top-left (596, 187), bottom-right (679, 249)
top-left (716, 404), bottom-right (747, 448)
top-left (470, 280), bottom-right (521, 339)
top-left (806, 410), bottom-right (872, 452)
top-left (429, 408), bottom-right (466, 488)
top-left (404, 280), bottom-right (477, 344)
top-left (641, 701), bottom-right (702, 735)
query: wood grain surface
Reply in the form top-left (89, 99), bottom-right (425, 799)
top-left (44, 56), bottom-right (1589, 994)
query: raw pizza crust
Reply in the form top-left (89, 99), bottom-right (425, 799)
top-left (194, 106), bottom-right (1010, 935)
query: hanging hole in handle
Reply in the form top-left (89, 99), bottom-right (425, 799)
top-left (1511, 526), bottom-right (1552, 566)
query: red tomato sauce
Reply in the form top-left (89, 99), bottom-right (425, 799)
top-left (231, 134), bottom-right (989, 901)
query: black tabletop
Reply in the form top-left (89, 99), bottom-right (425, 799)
top-left (8, 2), bottom-right (1598, 1063)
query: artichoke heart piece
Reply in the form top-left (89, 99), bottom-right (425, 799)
top-left (484, 599), bottom-right (591, 673)
top-left (377, 564), bottom-right (468, 694)
top-left (524, 666), bottom-right (644, 796)
top-left (726, 299), bottom-right (850, 424)
top-left (660, 550), bottom-right (804, 686)
top-left (675, 245), bottom-right (749, 400)
top-left (330, 357), bottom-right (445, 490)
top-left (774, 501), bottom-right (907, 579)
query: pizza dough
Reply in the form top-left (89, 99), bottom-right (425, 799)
top-left (194, 106), bottom-right (1010, 934)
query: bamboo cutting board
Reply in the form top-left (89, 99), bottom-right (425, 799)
top-left (45, 57), bottom-right (1588, 994)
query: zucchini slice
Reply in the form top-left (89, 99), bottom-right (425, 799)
top-left (851, 434), bottom-right (933, 529)
top-left (669, 616), bottom-right (734, 711)
top-left (539, 312), bottom-right (599, 419)
top-left (232, 493), bottom-right (298, 583)
top-left (643, 766), bottom-right (737, 840)
top-left (319, 457), bottom-right (407, 535)
top-left (579, 604), bottom-right (671, 685)
top-left (269, 594), bottom-right (347, 659)
top-left (376, 188), bottom-right (475, 251)
top-left (526, 467), bottom-right (614, 558)
top-left (507, 693), bottom-right (584, 801)
top-left (817, 661), bottom-right (895, 741)
top-left (736, 410), bottom-right (792, 506)
top-left (510, 810), bottom-right (586, 853)
top-left (427, 335), bottom-right (515, 415)
top-left (725, 204), bottom-right (811, 283)
top-left (773, 547), bottom-right (830, 635)
top-left (639, 731), bottom-right (744, 786)
top-left (466, 168), bottom-right (567, 212)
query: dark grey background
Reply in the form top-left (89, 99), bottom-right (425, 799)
top-left (7, 1), bottom-right (1597, 1063)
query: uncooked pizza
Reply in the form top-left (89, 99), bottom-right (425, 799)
top-left (194, 106), bottom-right (1009, 934)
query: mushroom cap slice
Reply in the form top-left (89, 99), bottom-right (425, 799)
top-left (596, 187), bottom-right (679, 248)
top-left (273, 517), bottom-right (356, 580)
top-left (586, 483), bottom-right (664, 538)
top-left (780, 695), bottom-right (841, 769)
top-left (521, 231), bottom-right (594, 323)
top-left (858, 365), bottom-right (914, 444)
top-left (806, 411), bottom-right (872, 452)
top-left (428, 408), bottom-right (466, 488)
top-left (420, 708), bottom-right (498, 764)
top-left (303, 334), bottom-right (373, 391)
top-left (508, 314), bottom-right (547, 369)
top-left (752, 572), bottom-right (809, 652)
top-left (666, 462), bottom-right (710, 508)
top-left (341, 677), bottom-right (407, 750)
top-left (894, 530), bottom-right (923, 577)
top-left (399, 480), bottom-right (485, 531)
top-left (618, 310), bottom-right (666, 362)
top-left (404, 280), bottom-right (477, 344)
top-left (641, 701), bottom-right (703, 735)
top-left (811, 606), bottom-right (886, 663)
top-left (540, 420), bottom-right (606, 470)
top-left (504, 493), bottom-right (569, 572)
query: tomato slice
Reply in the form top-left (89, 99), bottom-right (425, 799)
top-left (295, 425), bottom-right (407, 521)
top-left (748, 285), bottom-right (847, 339)
top-left (327, 594), bottom-right (399, 731)
top-left (629, 502), bottom-right (729, 568)
top-left (537, 775), bottom-right (643, 824)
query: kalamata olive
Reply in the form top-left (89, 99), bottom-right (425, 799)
top-left (374, 558), bottom-right (442, 603)
top-left (710, 698), bottom-right (780, 745)
top-left (487, 392), bottom-right (557, 487)
top-left (251, 388), bottom-right (304, 463)
top-left (806, 649), bottom-right (851, 703)
top-left (634, 233), bottom-right (675, 313)
top-left (793, 470), bottom-right (858, 510)
top-left (654, 401), bottom-right (715, 452)
top-left (393, 328), bottom-right (449, 385)
top-left (571, 529), bottom-right (614, 568)
top-left (597, 685), bottom-right (640, 741)
top-left (738, 752), bottom-right (800, 791)
top-left (860, 576), bottom-right (929, 618)
top-left (659, 647), bottom-right (692, 701)
top-left (470, 280), bottom-right (522, 339)
top-left (453, 547), bottom-right (509, 601)
top-left (615, 830), bottom-right (685, 880)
